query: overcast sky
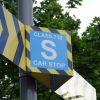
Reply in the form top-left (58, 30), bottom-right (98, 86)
top-left (34, 0), bottom-right (100, 36)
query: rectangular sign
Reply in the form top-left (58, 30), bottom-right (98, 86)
top-left (55, 70), bottom-right (96, 100)
top-left (30, 30), bottom-right (68, 70)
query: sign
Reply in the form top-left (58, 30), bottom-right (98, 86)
top-left (0, 4), bottom-right (26, 71)
top-left (25, 26), bottom-right (73, 90)
top-left (55, 70), bottom-right (96, 100)
top-left (26, 26), bottom-right (73, 76)
top-left (30, 30), bottom-right (68, 70)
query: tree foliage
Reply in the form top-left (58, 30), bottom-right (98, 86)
top-left (0, 0), bottom-right (17, 15)
top-left (80, 17), bottom-right (100, 99)
top-left (72, 17), bottom-right (100, 99)
top-left (33, 0), bottom-right (80, 31)
top-left (67, 0), bottom-right (83, 8)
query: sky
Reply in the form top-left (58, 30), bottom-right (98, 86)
top-left (34, 0), bottom-right (100, 36)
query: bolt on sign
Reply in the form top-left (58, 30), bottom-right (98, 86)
top-left (0, 4), bottom-right (73, 91)
top-left (25, 26), bottom-right (73, 90)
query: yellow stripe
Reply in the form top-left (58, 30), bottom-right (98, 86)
top-left (29, 67), bottom-right (41, 73)
top-left (40, 27), bottom-right (51, 32)
top-left (66, 33), bottom-right (71, 45)
top-left (56, 29), bottom-right (71, 45)
top-left (65, 68), bottom-right (73, 76)
top-left (26, 57), bottom-right (41, 73)
top-left (47, 69), bottom-right (59, 74)
top-left (57, 29), bottom-right (66, 34)
top-left (3, 7), bottom-right (18, 61)
top-left (67, 50), bottom-right (72, 62)
top-left (26, 39), bottom-right (30, 51)
top-left (18, 21), bottom-right (26, 71)
top-left (0, 20), bottom-right (3, 37)
top-left (26, 57), bottom-right (30, 67)
top-left (25, 25), bottom-right (32, 33)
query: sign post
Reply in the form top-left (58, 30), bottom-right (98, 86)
top-left (17, 0), bottom-right (37, 100)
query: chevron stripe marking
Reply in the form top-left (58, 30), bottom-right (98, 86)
top-left (18, 21), bottom-right (26, 71)
top-left (57, 29), bottom-right (66, 34)
top-left (27, 66), bottom-right (42, 73)
top-left (38, 68), bottom-right (50, 74)
top-left (0, 20), bottom-right (2, 37)
top-left (57, 70), bottom-right (70, 75)
top-left (2, 7), bottom-right (18, 61)
top-left (47, 69), bottom-right (59, 74)
top-left (68, 59), bottom-right (73, 69)
top-left (48, 27), bottom-right (59, 33)
top-left (65, 68), bottom-right (73, 76)
top-left (0, 6), bottom-right (9, 54)
top-left (32, 26), bottom-right (42, 31)
top-left (67, 50), bottom-right (72, 62)
top-left (26, 31), bottom-right (30, 42)
top-left (26, 57), bottom-right (41, 73)
top-left (67, 41), bottom-right (72, 52)
top-left (26, 48), bottom-right (30, 59)
top-left (39, 27), bottom-right (51, 32)
top-left (66, 33), bottom-right (71, 45)
top-left (26, 39), bottom-right (30, 51)
top-left (12, 15), bottom-right (24, 65)
top-left (57, 29), bottom-right (71, 45)
top-left (25, 25), bottom-right (32, 33)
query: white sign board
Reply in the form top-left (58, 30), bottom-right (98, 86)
top-left (55, 70), bottom-right (96, 100)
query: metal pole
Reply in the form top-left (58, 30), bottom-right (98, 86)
top-left (17, 0), bottom-right (37, 100)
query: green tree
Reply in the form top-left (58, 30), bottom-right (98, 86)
top-left (67, 0), bottom-right (83, 8)
top-left (33, 0), bottom-right (80, 31)
top-left (74, 17), bottom-right (100, 99)
top-left (0, 0), bottom-right (17, 15)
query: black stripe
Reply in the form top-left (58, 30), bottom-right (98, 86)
top-left (26, 48), bottom-right (30, 59)
top-left (31, 26), bottom-right (42, 31)
top-left (26, 31), bottom-right (30, 42)
top-left (48, 28), bottom-right (59, 34)
top-left (0, 5), bottom-right (9, 54)
top-left (38, 68), bottom-right (49, 74)
top-left (26, 66), bottom-right (32, 72)
top-left (67, 42), bottom-right (72, 52)
top-left (12, 15), bottom-right (24, 65)
top-left (68, 58), bottom-right (73, 69)
top-left (56, 70), bottom-right (68, 76)
top-left (66, 31), bottom-right (71, 36)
